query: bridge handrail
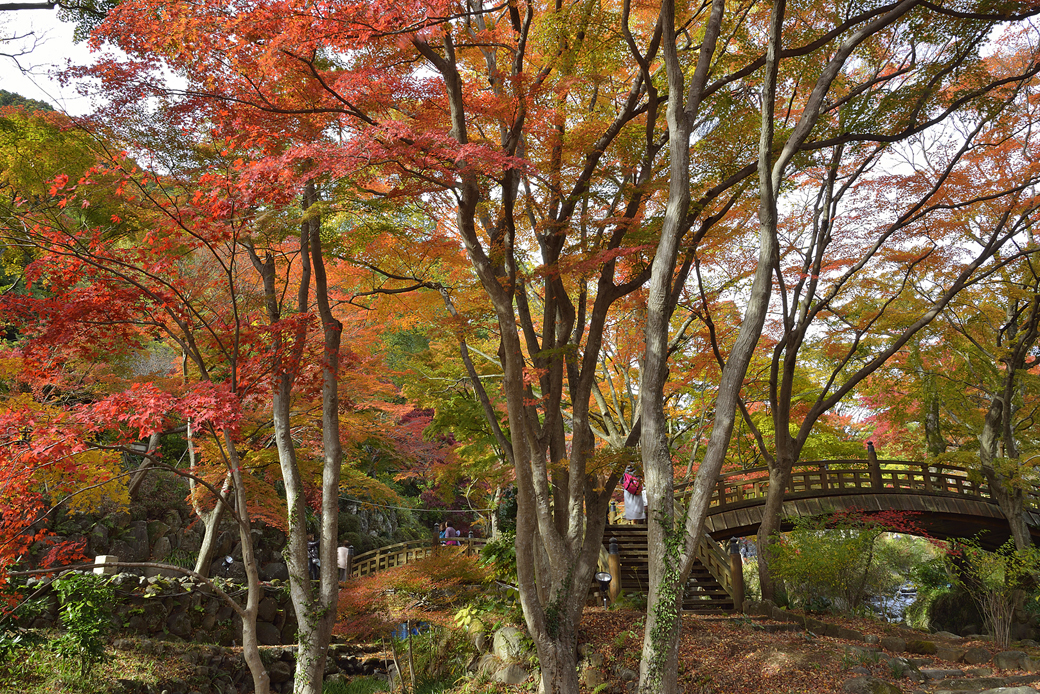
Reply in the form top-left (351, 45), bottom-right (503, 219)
top-left (675, 459), bottom-right (1039, 511)
top-left (707, 459), bottom-right (974, 480)
top-left (350, 537), bottom-right (487, 578)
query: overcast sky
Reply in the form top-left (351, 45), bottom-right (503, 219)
top-left (3, 8), bottom-right (99, 115)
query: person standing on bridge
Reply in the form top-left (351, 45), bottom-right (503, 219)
top-left (622, 465), bottom-right (646, 524)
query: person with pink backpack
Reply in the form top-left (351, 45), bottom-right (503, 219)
top-left (621, 465), bottom-right (646, 524)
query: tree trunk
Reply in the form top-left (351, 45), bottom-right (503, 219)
top-left (756, 464), bottom-right (791, 602)
top-left (290, 181), bottom-right (343, 694)
top-left (127, 431), bottom-right (162, 498)
top-left (534, 634), bottom-right (582, 694)
top-left (979, 396), bottom-right (1033, 552)
top-left (224, 431), bottom-right (271, 694)
top-left (187, 420), bottom-right (231, 578)
top-left (987, 472), bottom-right (1033, 551)
top-left (192, 495), bottom-right (228, 578)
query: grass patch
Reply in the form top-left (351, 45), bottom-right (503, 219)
top-left (324, 676), bottom-right (390, 693)
top-left (0, 638), bottom-right (193, 694)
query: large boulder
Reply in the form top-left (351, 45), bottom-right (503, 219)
top-left (257, 597), bottom-right (279, 623)
top-left (493, 663), bottom-right (530, 685)
top-left (256, 621), bottom-right (282, 646)
top-left (147, 520), bottom-right (170, 545)
top-left (935, 646), bottom-right (965, 663)
top-left (905, 639), bottom-right (937, 655)
top-left (89, 524), bottom-right (110, 555)
top-left (166, 610), bottom-right (192, 639)
top-left (963, 646), bottom-right (993, 665)
top-left (151, 536), bottom-right (172, 563)
top-left (880, 637), bottom-right (907, 653)
top-left (261, 563), bottom-right (289, 582)
top-left (994, 650), bottom-right (1028, 670)
top-left (268, 660), bottom-right (293, 684)
top-left (581, 666), bottom-right (607, 690)
top-left (493, 626), bottom-right (527, 663)
top-left (128, 521), bottom-right (150, 560)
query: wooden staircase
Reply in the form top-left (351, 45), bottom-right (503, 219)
top-left (602, 525), bottom-right (736, 613)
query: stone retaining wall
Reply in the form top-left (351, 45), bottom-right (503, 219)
top-left (27, 572), bottom-right (298, 646)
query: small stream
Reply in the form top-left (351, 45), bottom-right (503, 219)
top-left (866, 584), bottom-right (918, 623)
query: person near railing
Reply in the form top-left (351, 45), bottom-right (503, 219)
top-left (443, 520), bottom-right (461, 546)
top-left (621, 465), bottom-right (646, 524)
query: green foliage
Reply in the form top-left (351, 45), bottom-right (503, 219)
top-left (0, 591), bottom-right (45, 660)
top-left (479, 531), bottom-right (517, 584)
top-left (393, 625), bottom-right (477, 694)
top-left (948, 538), bottom-right (1040, 649)
top-left (0, 90), bottom-right (53, 112)
top-left (456, 588), bottom-right (524, 633)
top-left (323, 676), bottom-right (390, 694)
top-left (770, 510), bottom-right (931, 613)
top-left (905, 557), bottom-right (954, 630)
top-left (742, 558), bottom-right (762, 603)
top-left (51, 572), bottom-right (114, 677)
top-left (609, 592), bottom-right (647, 612)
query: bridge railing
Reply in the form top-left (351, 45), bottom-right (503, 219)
top-left (674, 459), bottom-right (1032, 512)
top-left (350, 537), bottom-right (487, 578)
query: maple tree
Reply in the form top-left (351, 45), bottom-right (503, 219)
top-left (638, 2), bottom-right (1040, 690)
top-left (64, 1), bottom-right (1040, 692)
top-left (0, 136), bottom-right (297, 691)
top-left (734, 115), bottom-right (1040, 599)
top-left (2, 2), bottom-right (1040, 694)
top-left (866, 240), bottom-right (1040, 552)
top-left (0, 92), bottom-right (451, 694)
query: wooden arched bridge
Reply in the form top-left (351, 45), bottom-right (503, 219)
top-left (346, 459), bottom-right (1040, 612)
top-left (694, 459), bottom-right (1040, 549)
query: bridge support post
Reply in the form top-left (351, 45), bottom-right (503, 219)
top-left (728, 539), bottom-right (744, 613)
top-left (608, 537), bottom-right (621, 604)
top-left (867, 442), bottom-right (882, 490)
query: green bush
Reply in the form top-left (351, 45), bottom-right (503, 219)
top-left (51, 572), bottom-right (114, 677)
top-left (393, 625), bottom-right (476, 694)
top-left (949, 538), bottom-right (1040, 649)
top-left (770, 509), bottom-right (929, 613)
top-left (0, 591), bottom-right (45, 661)
top-left (742, 558), bottom-right (762, 603)
top-left (479, 531), bottom-right (516, 584)
top-left (906, 556), bottom-right (955, 630)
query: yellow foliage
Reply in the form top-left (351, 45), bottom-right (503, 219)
top-left (39, 449), bottom-right (129, 514)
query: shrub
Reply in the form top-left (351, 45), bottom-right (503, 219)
top-left (770, 508), bottom-right (930, 612)
top-left (51, 572), bottom-right (114, 677)
top-left (905, 556), bottom-right (956, 630)
top-left (948, 538), bottom-right (1040, 649)
top-left (323, 676), bottom-right (389, 693)
top-left (0, 589), bottom-right (44, 661)
top-left (479, 531), bottom-right (516, 584)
